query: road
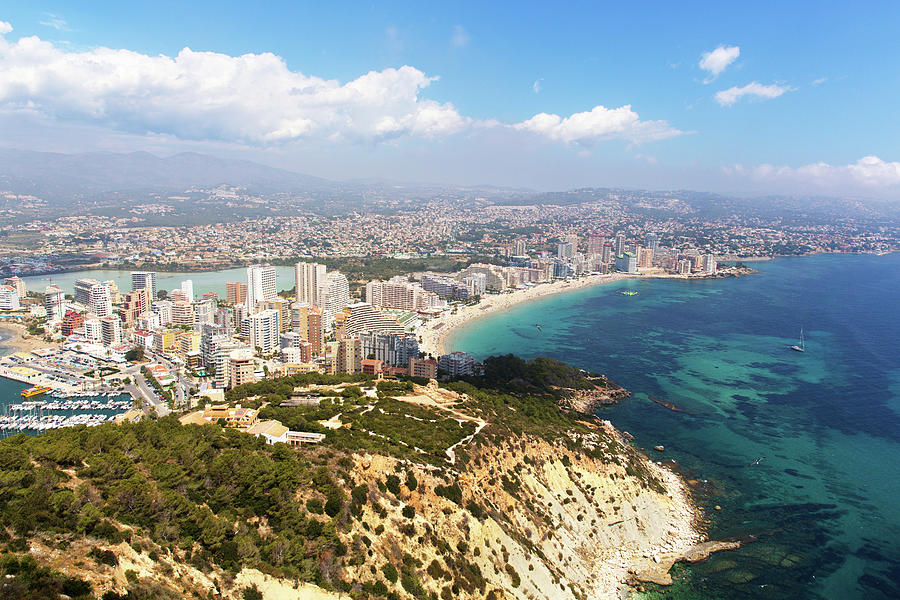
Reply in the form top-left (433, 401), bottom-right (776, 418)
top-left (122, 363), bottom-right (170, 417)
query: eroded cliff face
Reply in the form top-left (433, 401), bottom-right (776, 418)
top-left (342, 423), bottom-right (699, 600)
top-left (17, 381), bottom-right (699, 600)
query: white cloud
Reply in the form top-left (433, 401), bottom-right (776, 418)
top-left (513, 105), bottom-right (683, 145)
top-left (0, 22), bottom-right (11, 35)
top-left (39, 13), bottom-right (70, 31)
top-left (451, 25), bottom-right (470, 48)
top-left (0, 28), bottom-right (467, 144)
top-left (532, 78), bottom-right (543, 93)
top-left (812, 77), bottom-right (828, 86)
top-left (0, 24), bottom-right (684, 150)
top-left (699, 45), bottom-right (739, 82)
top-left (714, 82), bottom-right (793, 106)
top-left (724, 156), bottom-right (900, 190)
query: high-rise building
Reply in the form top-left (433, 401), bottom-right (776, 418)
top-left (122, 287), bottom-right (152, 326)
top-left (307, 307), bottom-right (324, 356)
top-left (614, 233), bottom-right (626, 256)
top-left (103, 280), bottom-right (121, 304)
top-left (280, 331), bottom-right (303, 349)
top-left (514, 239), bottom-right (527, 256)
top-left (295, 262), bottom-right (327, 306)
top-left (178, 330), bottom-right (201, 355)
top-left (615, 252), bottom-right (638, 274)
top-left (0, 286), bottom-right (20, 310)
top-left (291, 302), bottom-right (309, 339)
top-left (409, 357), bottom-right (438, 379)
top-left (44, 285), bottom-right (65, 322)
top-left (704, 254), bottom-right (717, 274)
top-left (194, 299), bottom-right (216, 328)
top-left (587, 235), bottom-right (605, 256)
top-left (257, 298), bottom-right (288, 332)
top-left (100, 317), bottom-right (122, 346)
top-left (137, 312), bottom-right (161, 331)
top-left (212, 339), bottom-right (248, 388)
top-left (171, 301), bottom-right (195, 326)
top-left (74, 278), bottom-right (101, 306)
top-left (60, 310), bottom-right (84, 336)
top-left (227, 349), bottom-right (256, 389)
top-left (3, 277), bottom-right (26, 299)
top-left (365, 277), bottom-right (442, 312)
top-left (343, 302), bottom-right (405, 336)
top-left (83, 319), bottom-right (102, 344)
top-left (557, 241), bottom-right (574, 260)
top-left (438, 352), bottom-right (476, 377)
top-left (322, 271), bottom-right (350, 329)
top-left (359, 332), bottom-right (419, 368)
top-left (249, 309), bottom-right (280, 354)
top-left (180, 280), bottom-right (194, 303)
top-left (646, 233), bottom-right (659, 256)
top-left (246, 264), bottom-right (277, 312)
top-left (152, 300), bottom-right (173, 325)
top-left (601, 243), bottom-right (613, 264)
top-left (89, 283), bottom-right (113, 317)
top-left (638, 247), bottom-right (653, 269)
top-left (226, 281), bottom-right (247, 305)
top-left (337, 337), bottom-right (362, 374)
top-left (131, 272), bottom-right (157, 299)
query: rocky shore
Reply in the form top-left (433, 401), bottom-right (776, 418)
top-left (561, 375), bottom-right (633, 413)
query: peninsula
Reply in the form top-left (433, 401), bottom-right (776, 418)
top-left (0, 358), bottom-right (729, 600)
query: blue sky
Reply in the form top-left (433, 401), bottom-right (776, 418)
top-left (1, 1), bottom-right (899, 195)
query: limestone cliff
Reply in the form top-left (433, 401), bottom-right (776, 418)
top-left (8, 378), bottom-right (703, 600)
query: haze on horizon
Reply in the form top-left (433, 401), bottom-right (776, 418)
top-left (1, 2), bottom-right (899, 198)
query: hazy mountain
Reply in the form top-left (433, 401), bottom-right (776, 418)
top-left (0, 149), bottom-right (330, 200)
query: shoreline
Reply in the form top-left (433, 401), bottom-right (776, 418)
top-left (0, 323), bottom-right (52, 357)
top-left (417, 270), bottom-right (737, 357)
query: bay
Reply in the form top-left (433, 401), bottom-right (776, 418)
top-left (447, 253), bottom-right (900, 600)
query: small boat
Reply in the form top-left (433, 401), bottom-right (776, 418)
top-left (619, 290), bottom-right (639, 296)
top-left (790, 328), bottom-right (805, 353)
top-left (21, 386), bottom-right (53, 398)
top-left (534, 324), bottom-right (542, 332)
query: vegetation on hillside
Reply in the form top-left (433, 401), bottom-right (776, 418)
top-left (0, 356), bottom-right (666, 598)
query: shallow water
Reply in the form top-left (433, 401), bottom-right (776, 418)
top-left (448, 254), bottom-right (900, 599)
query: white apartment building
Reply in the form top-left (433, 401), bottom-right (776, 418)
top-left (249, 309), bottom-right (280, 354)
top-left (246, 264), bottom-right (277, 313)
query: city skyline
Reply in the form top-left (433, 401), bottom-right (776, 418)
top-left (1, 2), bottom-right (899, 197)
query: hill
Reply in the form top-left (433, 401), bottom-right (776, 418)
top-left (0, 362), bottom-right (710, 599)
top-left (0, 149), bottom-right (330, 201)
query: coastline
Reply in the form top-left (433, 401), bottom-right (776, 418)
top-left (0, 323), bottom-right (50, 357)
top-left (417, 270), bottom-right (731, 357)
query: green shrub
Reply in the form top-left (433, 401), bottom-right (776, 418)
top-left (381, 563), bottom-right (399, 584)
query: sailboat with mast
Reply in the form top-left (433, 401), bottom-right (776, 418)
top-left (791, 328), bottom-right (805, 353)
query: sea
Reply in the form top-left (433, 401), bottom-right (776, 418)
top-left (447, 253), bottom-right (900, 600)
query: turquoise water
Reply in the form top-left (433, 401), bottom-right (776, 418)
top-left (20, 266), bottom-right (297, 298)
top-left (448, 254), bottom-right (900, 599)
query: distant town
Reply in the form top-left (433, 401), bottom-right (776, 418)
top-left (1, 185), bottom-right (897, 279)
top-left (1, 220), bottom-right (750, 426)
top-left (0, 180), bottom-right (897, 434)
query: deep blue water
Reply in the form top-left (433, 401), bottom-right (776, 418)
top-left (448, 254), bottom-right (900, 600)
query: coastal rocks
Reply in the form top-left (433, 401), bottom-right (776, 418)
top-left (653, 445), bottom-right (665, 452)
top-left (564, 377), bottom-right (632, 413)
top-left (629, 540), bottom-right (741, 586)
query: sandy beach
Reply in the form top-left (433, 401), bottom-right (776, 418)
top-left (417, 271), bottom-right (692, 357)
top-left (0, 322), bottom-right (54, 356)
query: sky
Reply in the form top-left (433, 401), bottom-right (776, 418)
top-left (1, 1), bottom-right (899, 197)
